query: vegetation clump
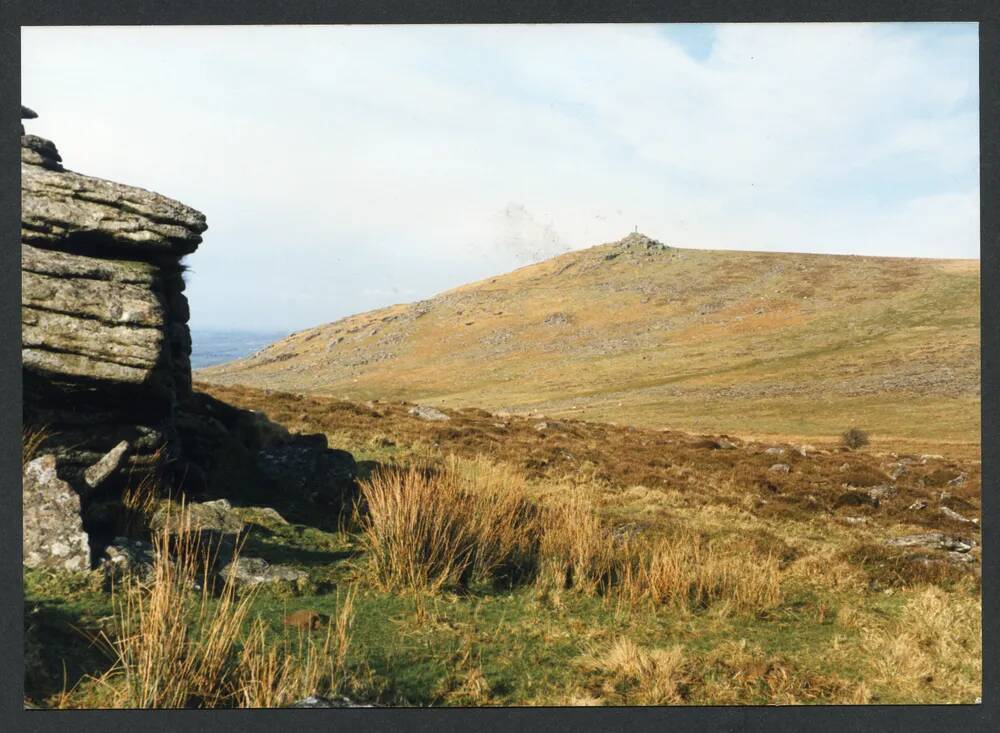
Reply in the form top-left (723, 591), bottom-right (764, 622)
top-left (841, 427), bottom-right (870, 450)
top-left (60, 505), bottom-right (354, 708)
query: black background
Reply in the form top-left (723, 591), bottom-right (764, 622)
top-left (1, 2), bottom-right (996, 731)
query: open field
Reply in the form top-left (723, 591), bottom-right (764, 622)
top-left (199, 236), bottom-right (981, 445)
top-left (25, 381), bottom-right (981, 707)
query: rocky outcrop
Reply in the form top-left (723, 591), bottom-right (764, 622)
top-left (22, 107), bottom-right (208, 560)
top-left (21, 107), bottom-right (207, 490)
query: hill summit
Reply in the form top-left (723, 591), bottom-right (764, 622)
top-left (198, 233), bottom-right (980, 443)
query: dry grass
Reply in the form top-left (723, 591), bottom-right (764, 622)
top-left (579, 638), bottom-right (689, 704)
top-left (538, 497), bottom-right (781, 613)
top-left (358, 455), bottom-right (539, 592)
top-left (863, 585), bottom-right (981, 702)
top-left (578, 637), bottom-right (864, 706)
top-left (236, 591), bottom-right (354, 708)
top-left (117, 448), bottom-right (166, 537)
top-left (360, 453), bottom-right (783, 613)
top-left (22, 425), bottom-right (51, 467)
top-left (67, 504), bottom-right (354, 708)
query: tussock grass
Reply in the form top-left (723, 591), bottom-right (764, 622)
top-left (361, 454), bottom-right (782, 613)
top-left (579, 638), bottom-right (689, 704)
top-left (68, 504), bottom-right (354, 708)
top-left (359, 456), bottom-right (539, 592)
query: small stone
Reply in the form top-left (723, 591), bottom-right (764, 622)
top-left (769, 463), bottom-right (791, 473)
top-left (408, 405), bottom-right (450, 421)
top-left (764, 447), bottom-right (785, 456)
top-left (796, 444), bottom-right (816, 457)
top-left (907, 500), bottom-right (928, 511)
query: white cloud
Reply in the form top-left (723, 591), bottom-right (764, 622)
top-left (21, 23), bottom-right (979, 330)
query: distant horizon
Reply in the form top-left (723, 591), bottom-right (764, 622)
top-left (23, 23), bottom-right (980, 332)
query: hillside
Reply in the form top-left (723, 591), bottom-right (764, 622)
top-left (198, 233), bottom-right (981, 445)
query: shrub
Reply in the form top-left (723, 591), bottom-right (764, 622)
top-left (841, 427), bottom-right (870, 450)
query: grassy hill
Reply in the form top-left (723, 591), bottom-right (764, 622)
top-left (198, 233), bottom-right (980, 446)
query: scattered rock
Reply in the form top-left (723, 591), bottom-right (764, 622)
top-left (769, 463), bottom-right (791, 473)
top-left (23, 455), bottom-right (91, 572)
top-left (290, 695), bottom-right (374, 708)
top-left (408, 405), bottom-right (450, 422)
top-left (867, 485), bottom-right (896, 504)
top-left (83, 440), bottom-right (130, 492)
top-left (940, 506), bottom-right (978, 525)
top-left (907, 500), bottom-right (928, 511)
top-left (716, 438), bottom-right (738, 450)
top-left (841, 516), bottom-right (869, 525)
top-left (796, 444), bottom-right (816, 457)
top-left (764, 447), bottom-right (785, 456)
top-left (885, 462), bottom-right (907, 480)
top-left (885, 533), bottom-right (975, 554)
top-left (99, 536), bottom-right (156, 587)
top-left (219, 557), bottom-right (309, 594)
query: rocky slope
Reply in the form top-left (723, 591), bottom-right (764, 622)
top-left (199, 233), bottom-right (980, 445)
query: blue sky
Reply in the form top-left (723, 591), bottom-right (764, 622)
top-left (22, 23), bottom-right (979, 331)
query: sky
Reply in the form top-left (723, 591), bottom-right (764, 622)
top-left (21, 23), bottom-right (979, 332)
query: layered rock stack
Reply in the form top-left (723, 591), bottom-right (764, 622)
top-left (21, 105), bottom-right (207, 562)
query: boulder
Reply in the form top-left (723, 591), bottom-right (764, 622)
top-left (149, 499), bottom-right (245, 569)
top-left (23, 455), bottom-right (90, 572)
top-left (218, 557), bottom-right (309, 594)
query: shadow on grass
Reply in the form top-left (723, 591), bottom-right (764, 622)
top-left (25, 600), bottom-right (111, 703)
